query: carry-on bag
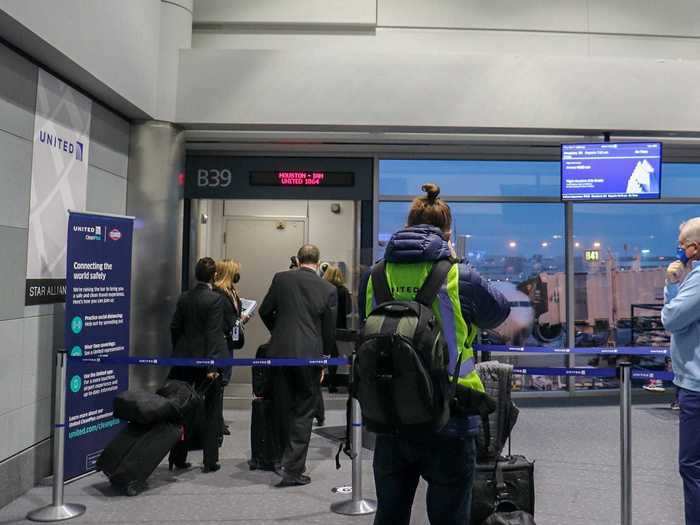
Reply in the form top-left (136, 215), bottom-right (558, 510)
top-left (475, 361), bottom-right (519, 460)
top-left (113, 390), bottom-right (178, 425)
top-left (482, 509), bottom-right (537, 525)
top-left (97, 421), bottom-right (181, 495)
top-left (471, 455), bottom-right (535, 525)
top-left (251, 343), bottom-right (272, 399)
top-left (156, 379), bottom-right (205, 427)
top-left (248, 398), bottom-right (281, 471)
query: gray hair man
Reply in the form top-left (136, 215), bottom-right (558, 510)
top-left (661, 217), bottom-right (700, 524)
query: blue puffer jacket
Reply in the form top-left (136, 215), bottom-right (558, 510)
top-left (361, 225), bottom-right (510, 330)
top-left (360, 225), bottom-right (511, 437)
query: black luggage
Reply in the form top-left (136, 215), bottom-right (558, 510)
top-left (482, 510), bottom-right (536, 525)
top-left (156, 379), bottom-right (205, 427)
top-left (471, 455), bottom-right (535, 525)
top-left (252, 343), bottom-right (272, 399)
top-left (248, 398), bottom-right (280, 471)
top-left (475, 361), bottom-right (519, 460)
top-left (97, 422), bottom-right (181, 495)
top-left (113, 390), bottom-right (178, 425)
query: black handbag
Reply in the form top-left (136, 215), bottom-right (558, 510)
top-left (471, 455), bottom-right (535, 525)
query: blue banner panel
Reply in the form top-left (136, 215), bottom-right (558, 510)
top-left (64, 212), bottom-right (133, 481)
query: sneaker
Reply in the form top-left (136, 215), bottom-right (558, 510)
top-left (643, 380), bottom-right (666, 393)
top-left (671, 400), bottom-right (680, 411)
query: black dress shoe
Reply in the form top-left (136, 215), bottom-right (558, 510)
top-left (202, 464), bottom-right (221, 473)
top-left (168, 459), bottom-right (191, 471)
top-left (223, 425), bottom-right (231, 436)
top-left (275, 474), bottom-right (310, 487)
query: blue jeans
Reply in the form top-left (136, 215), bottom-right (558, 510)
top-left (372, 433), bottom-right (477, 525)
top-left (679, 388), bottom-right (700, 525)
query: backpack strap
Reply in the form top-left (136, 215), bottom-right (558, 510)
top-left (415, 259), bottom-right (453, 307)
top-left (371, 261), bottom-right (393, 304)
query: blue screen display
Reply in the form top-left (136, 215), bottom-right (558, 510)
top-left (561, 142), bottom-right (662, 201)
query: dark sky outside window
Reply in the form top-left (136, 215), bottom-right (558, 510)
top-left (379, 160), bottom-right (700, 272)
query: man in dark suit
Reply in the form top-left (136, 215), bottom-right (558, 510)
top-left (169, 257), bottom-right (227, 473)
top-left (260, 244), bottom-right (337, 486)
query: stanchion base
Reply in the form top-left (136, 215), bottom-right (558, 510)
top-left (27, 503), bottom-right (86, 522)
top-left (331, 498), bottom-right (377, 516)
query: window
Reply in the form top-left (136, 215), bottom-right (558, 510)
top-left (377, 158), bottom-right (700, 393)
top-left (379, 160), bottom-right (560, 197)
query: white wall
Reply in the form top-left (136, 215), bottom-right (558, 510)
top-left (194, 0), bottom-right (376, 26)
top-left (0, 0), bottom-right (194, 120)
top-left (185, 0), bottom-right (700, 134)
top-left (0, 41), bottom-right (129, 470)
top-left (0, 0), bottom-right (162, 118)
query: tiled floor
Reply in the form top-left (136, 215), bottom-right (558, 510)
top-left (0, 399), bottom-right (685, 525)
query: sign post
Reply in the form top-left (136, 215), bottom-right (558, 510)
top-left (63, 211), bottom-right (134, 481)
top-left (27, 351), bottom-right (85, 522)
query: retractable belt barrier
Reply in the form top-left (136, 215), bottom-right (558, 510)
top-left (475, 344), bottom-right (670, 356)
top-left (67, 355), bottom-right (351, 368)
top-left (40, 354), bottom-right (669, 524)
top-left (67, 355), bottom-right (672, 381)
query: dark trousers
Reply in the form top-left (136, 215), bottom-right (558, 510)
top-left (373, 433), bottom-right (477, 525)
top-left (679, 388), bottom-right (700, 525)
top-left (273, 366), bottom-right (318, 476)
top-left (171, 376), bottom-right (223, 468)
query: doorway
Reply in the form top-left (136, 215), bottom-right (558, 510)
top-left (223, 216), bottom-right (306, 386)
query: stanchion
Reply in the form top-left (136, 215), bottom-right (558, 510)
top-left (331, 354), bottom-right (376, 516)
top-left (619, 362), bottom-right (632, 525)
top-left (27, 351), bottom-right (86, 522)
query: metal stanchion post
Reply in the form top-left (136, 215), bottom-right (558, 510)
top-left (619, 362), bottom-right (632, 525)
top-left (28, 351), bottom-right (86, 522)
top-left (331, 354), bottom-right (376, 516)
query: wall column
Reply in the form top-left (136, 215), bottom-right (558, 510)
top-left (127, 121), bottom-right (185, 390)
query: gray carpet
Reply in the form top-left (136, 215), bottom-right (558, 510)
top-left (0, 401), bottom-right (685, 525)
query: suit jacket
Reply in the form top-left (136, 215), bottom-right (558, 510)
top-left (170, 283), bottom-right (228, 378)
top-left (260, 267), bottom-right (337, 359)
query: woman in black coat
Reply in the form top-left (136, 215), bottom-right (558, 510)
top-left (323, 265), bottom-right (352, 392)
top-left (213, 259), bottom-right (246, 436)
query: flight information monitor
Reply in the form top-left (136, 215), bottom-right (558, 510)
top-left (561, 142), bottom-right (662, 201)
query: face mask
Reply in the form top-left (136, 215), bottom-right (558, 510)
top-left (677, 246), bottom-right (690, 265)
top-left (233, 274), bottom-right (240, 284)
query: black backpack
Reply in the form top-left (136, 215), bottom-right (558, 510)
top-left (354, 259), bottom-right (454, 434)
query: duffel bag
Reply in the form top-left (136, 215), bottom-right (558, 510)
top-left (156, 379), bottom-right (204, 427)
top-left (482, 509), bottom-right (536, 525)
top-left (113, 390), bottom-right (178, 425)
top-left (471, 455), bottom-right (535, 525)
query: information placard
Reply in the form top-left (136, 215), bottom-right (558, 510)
top-left (64, 211), bottom-right (133, 481)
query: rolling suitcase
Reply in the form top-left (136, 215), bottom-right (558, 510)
top-left (248, 398), bottom-right (280, 471)
top-left (471, 455), bottom-right (535, 525)
top-left (97, 421), bottom-right (180, 495)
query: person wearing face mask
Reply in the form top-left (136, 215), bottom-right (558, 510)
top-left (661, 217), bottom-right (700, 525)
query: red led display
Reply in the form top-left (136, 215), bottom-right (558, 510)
top-left (277, 171), bottom-right (326, 185)
top-left (250, 171), bottom-right (354, 187)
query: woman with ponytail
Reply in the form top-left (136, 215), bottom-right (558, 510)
top-left (361, 183), bottom-right (510, 525)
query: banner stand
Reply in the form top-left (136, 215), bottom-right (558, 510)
top-left (27, 351), bottom-right (86, 522)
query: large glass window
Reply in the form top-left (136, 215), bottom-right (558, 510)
top-left (377, 157), bottom-right (700, 393)
top-left (379, 160), bottom-right (560, 197)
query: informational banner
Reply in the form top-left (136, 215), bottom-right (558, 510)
top-left (26, 69), bottom-right (92, 305)
top-left (64, 211), bottom-right (132, 481)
